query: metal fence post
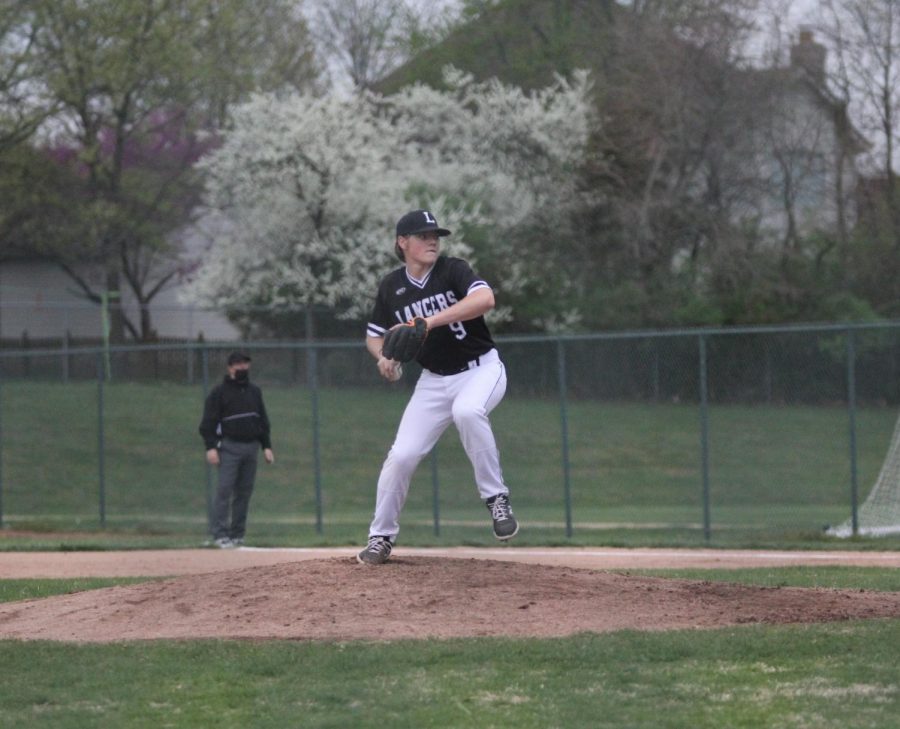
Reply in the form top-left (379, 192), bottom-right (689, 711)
top-left (651, 339), bottom-right (660, 402)
top-left (557, 339), bottom-right (573, 537)
top-left (847, 329), bottom-right (859, 536)
top-left (62, 310), bottom-right (70, 383)
top-left (62, 329), bottom-right (70, 384)
top-left (307, 339), bottom-right (323, 535)
top-left (431, 447), bottom-right (440, 536)
top-left (186, 340), bottom-right (194, 385)
top-left (201, 347), bottom-right (213, 536)
top-left (699, 335), bottom-right (711, 541)
top-left (96, 351), bottom-right (106, 528)
top-left (0, 361), bottom-right (4, 528)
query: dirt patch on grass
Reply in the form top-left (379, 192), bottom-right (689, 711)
top-left (1, 556), bottom-right (899, 643)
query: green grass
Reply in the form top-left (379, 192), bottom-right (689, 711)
top-left (2, 626), bottom-right (899, 729)
top-left (624, 566), bottom-right (900, 591)
top-left (0, 578), bottom-right (153, 602)
top-left (3, 363), bottom-right (899, 726)
top-left (1, 567), bottom-right (899, 729)
top-left (2, 380), bottom-right (900, 549)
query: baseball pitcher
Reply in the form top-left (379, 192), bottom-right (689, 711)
top-left (357, 209), bottom-right (518, 565)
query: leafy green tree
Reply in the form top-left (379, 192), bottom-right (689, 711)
top-left (376, 0), bottom-right (881, 329)
top-left (0, 143), bottom-right (79, 260)
top-left (13, 0), bottom-right (319, 340)
top-left (310, 0), bottom-right (459, 93)
top-left (819, 0), bottom-right (900, 316)
top-left (0, 1), bottom-right (51, 152)
top-left (188, 68), bottom-right (593, 334)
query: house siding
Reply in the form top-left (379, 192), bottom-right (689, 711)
top-left (0, 260), bottom-right (239, 343)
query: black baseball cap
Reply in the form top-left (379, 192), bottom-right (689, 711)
top-left (227, 351), bottom-right (252, 365)
top-left (395, 209), bottom-right (451, 237)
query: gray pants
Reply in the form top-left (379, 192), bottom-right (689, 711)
top-left (212, 438), bottom-right (259, 540)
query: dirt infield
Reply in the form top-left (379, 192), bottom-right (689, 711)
top-left (2, 545), bottom-right (900, 578)
top-left (1, 548), bottom-right (900, 642)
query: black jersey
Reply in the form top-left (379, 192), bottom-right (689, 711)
top-left (198, 377), bottom-right (272, 450)
top-left (367, 256), bottom-right (496, 375)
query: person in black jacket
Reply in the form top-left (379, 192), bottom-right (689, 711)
top-left (198, 351), bottom-right (274, 548)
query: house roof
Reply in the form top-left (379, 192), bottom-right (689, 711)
top-left (733, 37), bottom-right (869, 156)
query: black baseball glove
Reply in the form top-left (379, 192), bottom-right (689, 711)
top-left (382, 317), bottom-right (428, 363)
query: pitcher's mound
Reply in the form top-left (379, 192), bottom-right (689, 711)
top-left (1, 557), bottom-right (899, 643)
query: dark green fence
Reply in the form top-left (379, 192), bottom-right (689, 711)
top-left (2, 321), bottom-right (900, 545)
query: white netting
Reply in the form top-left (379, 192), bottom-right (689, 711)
top-left (828, 412), bottom-right (900, 537)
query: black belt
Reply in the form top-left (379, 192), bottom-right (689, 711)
top-left (428, 356), bottom-right (481, 376)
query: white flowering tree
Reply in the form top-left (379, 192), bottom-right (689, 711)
top-left (186, 67), bottom-right (593, 330)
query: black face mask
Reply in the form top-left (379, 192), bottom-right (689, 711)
top-left (234, 369), bottom-right (250, 383)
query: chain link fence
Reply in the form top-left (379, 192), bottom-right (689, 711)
top-left (2, 321), bottom-right (900, 545)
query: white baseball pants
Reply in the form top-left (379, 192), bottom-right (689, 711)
top-left (368, 348), bottom-right (508, 540)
